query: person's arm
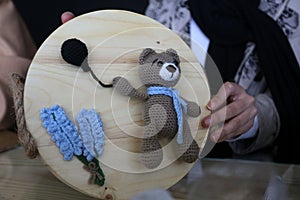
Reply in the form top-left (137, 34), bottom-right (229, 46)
top-left (0, 0), bottom-right (36, 130)
top-left (201, 81), bottom-right (280, 155)
top-left (228, 91), bottom-right (280, 155)
top-left (192, 14), bottom-right (281, 155)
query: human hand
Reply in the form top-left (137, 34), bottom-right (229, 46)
top-left (61, 11), bottom-right (75, 23)
top-left (201, 82), bottom-right (257, 143)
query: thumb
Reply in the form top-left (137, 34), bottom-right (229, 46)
top-left (61, 11), bottom-right (75, 24)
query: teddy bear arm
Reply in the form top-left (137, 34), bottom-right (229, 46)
top-left (130, 89), bottom-right (149, 100)
top-left (112, 76), bottom-right (148, 100)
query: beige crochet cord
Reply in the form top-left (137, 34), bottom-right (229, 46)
top-left (24, 10), bottom-right (210, 200)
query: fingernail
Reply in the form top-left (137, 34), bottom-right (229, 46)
top-left (206, 102), bottom-right (212, 110)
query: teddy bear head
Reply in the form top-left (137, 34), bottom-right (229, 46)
top-left (138, 48), bottom-right (181, 87)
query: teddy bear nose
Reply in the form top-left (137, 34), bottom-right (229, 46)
top-left (166, 65), bottom-right (176, 73)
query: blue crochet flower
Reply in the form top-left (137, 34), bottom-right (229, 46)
top-left (40, 105), bottom-right (93, 161)
top-left (40, 105), bottom-right (105, 186)
top-left (76, 109), bottom-right (105, 158)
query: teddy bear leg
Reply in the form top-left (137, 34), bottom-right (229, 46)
top-left (141, 104), bottom-right (167, 169)
top-left (176, 119), bottom-right (200, 163)
top-left (141, 134), bottom-right (162, 169)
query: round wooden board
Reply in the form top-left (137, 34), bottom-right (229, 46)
top-left (24, 10), bottom-right (210, 200)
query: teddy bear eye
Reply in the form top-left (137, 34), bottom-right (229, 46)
top-left (157, 61), bottom-right (164, 66)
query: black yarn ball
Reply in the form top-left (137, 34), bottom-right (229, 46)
top-left (61, 38), bottom-right (88, 66)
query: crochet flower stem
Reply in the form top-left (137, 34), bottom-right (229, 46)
top-left (40, 105), bottom-right (105, 186)
top-left (77, 155), bottom-right (105, 186)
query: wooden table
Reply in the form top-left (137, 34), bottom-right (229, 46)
top-left (1, 148), bottom-right (300, 200)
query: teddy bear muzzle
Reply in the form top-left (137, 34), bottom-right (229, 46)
top-left (159, 62), bottom-right (180, 81)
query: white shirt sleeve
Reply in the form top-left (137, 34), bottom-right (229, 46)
top-left (190, 18), bottom-right (210, 66)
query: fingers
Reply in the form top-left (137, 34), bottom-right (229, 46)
top-left (207, 82), bottom-right (243, 111)
top-left (61, 11), bottom-right (75, 24)
top-left (210, 106), bottom-right (257, 142)
top-left (201, 82), bottom-right (258, 143)
top-left (202, 82), bottom-right (250, 128)
top-left (204, 95), bottom-right (255, 127)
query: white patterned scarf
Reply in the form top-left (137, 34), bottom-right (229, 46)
top-left (146, 0), bottom-right (191, 45)
top-left (146, 0), bottom-right (300, 94)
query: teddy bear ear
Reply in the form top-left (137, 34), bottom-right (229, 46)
top-left (139, 48), bottom-right (156, 65)
top-left (166, 48), bottom-right (180, 64)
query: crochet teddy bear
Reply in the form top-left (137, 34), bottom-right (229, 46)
top-left (113, 48), bottom-right (201, 169)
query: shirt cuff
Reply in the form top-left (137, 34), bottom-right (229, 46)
top-left (226, 115), bottom-right (259, 142)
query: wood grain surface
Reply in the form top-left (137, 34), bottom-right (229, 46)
top-left (0, 131), bottom-right (18, 153)
top-left (24, 10), bottom-right (210, 200)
